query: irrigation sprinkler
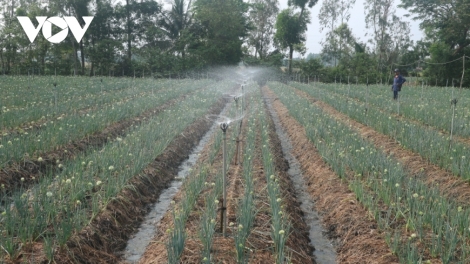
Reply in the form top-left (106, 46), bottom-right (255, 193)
top-left (219, 122), bottom-right (229, 237)
top-left (234, 96), bottom-right (240, 117)
top-left (449, 79), bottom-right (457, 149)
top-left (421, 81), bottom-right (424, 100)
top-left (366, 76), bottom-right (369, 114)
top-left (53, 82), bottom-right (58, 110)
top-left (241, 85), bottom-right (245, 113)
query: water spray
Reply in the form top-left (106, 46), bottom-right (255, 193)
top-left (219, 122), bottom-right (229, 237)
top-left (234, 96), bottom-right (240, 118)
top-left (241, 84), bottom-right (245, 114)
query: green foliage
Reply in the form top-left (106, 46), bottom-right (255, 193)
top-left (246, 0), bottom-right (279, 60)
top-left (192, 0), bottom-right (249, 65)
top-left (274, 8), bottom-right (310, 73)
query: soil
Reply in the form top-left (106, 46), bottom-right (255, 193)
top-left (137, 89), bottom-right (315, 264)
top-left (329, 85), bottom-right (470, 146)
top-left (135, 99), bottom-right (243, 263)
top-left (0, 90), bottom-right (197, 198)
top-left (263, 87), bottom-right (399, 264)
top-left (13, 95), bottom-right (226, 264)
top-left (263, 95), bottom-right (315, 263)
top-left (12, 79), bottom-right (465, 263)
top-left (292, 88), bottom-right (470, 207)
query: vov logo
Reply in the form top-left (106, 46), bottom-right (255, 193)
top-left (17, 16), bottom-right (94, 44)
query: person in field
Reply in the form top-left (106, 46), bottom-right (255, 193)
top-left (392, 68), bottom-right (406, 100)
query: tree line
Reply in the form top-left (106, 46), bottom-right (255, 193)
top-left (0, 0), bottom-right (468, 86)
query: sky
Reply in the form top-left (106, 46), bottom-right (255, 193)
top-left (278, 0), bottom-right (424, 56)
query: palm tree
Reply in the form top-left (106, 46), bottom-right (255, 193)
top-left (159, 0), bottom-right (193, 70)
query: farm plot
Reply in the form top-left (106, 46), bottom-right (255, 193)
top-left (0, 76), bottom-right (173, 131)
top-left (294, 81), bottom-right (470, 201)
top-left (5, 75), bottom-right (469, 264)
top-left (137, 84), bottom-right (314, 264)
top-left (0, 78), bottom-right (232, 263)
top-left (301, 81), bottom-right (470, 138)
top-left (269, 81), bottom-right (470, 263)
top-left (0, 78), bottom-right (208, 194)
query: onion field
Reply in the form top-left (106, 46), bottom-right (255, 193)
top-left (0, 74), bottom-right (469, 264)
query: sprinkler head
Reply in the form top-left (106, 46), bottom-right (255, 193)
top-left (220, 123), bottom-right (228, 132)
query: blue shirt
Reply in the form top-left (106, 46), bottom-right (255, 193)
top-left (393, 74), bottom-right (406, 91)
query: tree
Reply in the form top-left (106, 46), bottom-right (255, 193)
top-left (400, 0), bottom-right (470, 85)
top-left (318, 0), bottom-right (355, 66)
top-left (274, 8), bottom-right (309, 74)
top-left (86, 0), bottom-right (122, 76)
top-left (158, 0), bottom-right (193, 70)
top-left (288, 0), bottom-right (318, 17)
top-left (297, 57), bottom-right (323, 79)
top-left (321, 23), bottom-right (356, 66)
top-left (246, 0), bottom-right (279, 60)
top-left (364, 0), bottom-right (411, 76)
top-left (115, 0), bottom-right (160, 75)
top-left (400, 0), bottom-right (470, 56)
top-left (192, 0), bottom-right (249, 65)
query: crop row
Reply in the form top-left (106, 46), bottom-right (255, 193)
top-left (0, 82), bottom-right (230, 262)
top-left (166, 91), bottom-right (242, 263)
top-left (234, 90), bottom-right (257, 263)
top-left (290, 82), bottom-right (470, 182)
top-left (0, 80), bottom-right (209, 170)
top-left (0, 78), bottom-right (181, 131)
top-left (0, 76), bottom-right (139, 109)
top-left (270, 82), bottom-right (470, 263)
top-left (258, 93), bottom-right (291, 263)
top-left (305, 81), bottom-right (470, 137)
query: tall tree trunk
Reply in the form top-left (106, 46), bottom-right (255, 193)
top-left (90, 37), bottom-right (95, 77)
top-left (71, 40), bottom-right (78, 75)
top-left (289, 45), bottom-right (293, 74)
top-left (126, 0), bottom-right (132, 75)
top-left (80, 41), bottom-right (85, 75)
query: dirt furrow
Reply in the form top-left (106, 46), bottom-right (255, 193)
top-left (292, 87), bottom-right (470, 206)
top-left (179, 116), bottom-right (248, 263)
top-left (263, 95), bottom-right (316, 263)
top-left (8, 93), bottom-right (226, 263)
top-left (1, 88), bottom-right (154, 136)
top-left (0, 90), bottom-right (196, 196)
top-left (45, 97), bottom-right (228, 264)
top-left (243, 116), bottom-right (275, 263)
top-left (318, 84), bottom-right (470, 147)
top-left (264, 87), bottom-right (398, 264)
top-left (137, 101), bottom-right (238, 264)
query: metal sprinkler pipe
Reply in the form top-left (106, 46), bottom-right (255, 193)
top-left (241, 85), bottom-right (245, 114)
top-left (234, 97), bottom-right (240, 118)
top-left (219, 122), bottom-right (229, 237)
